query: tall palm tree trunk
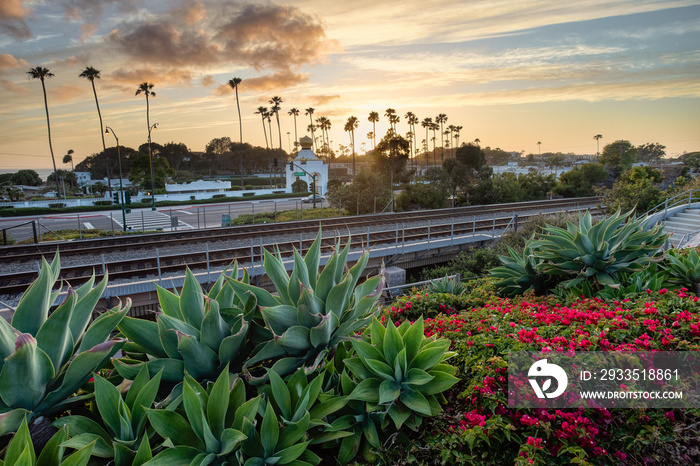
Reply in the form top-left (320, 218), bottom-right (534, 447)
top-left (235, 87), bottom-right (242, 144)
top-left (309, 115), bottom-right (316, 151)
top-left (146, 94), bottom-right (155, 195)
top-left (40, 79), bottom-right (60, 197)
top-left (91, 81), bottom-right (111, 194)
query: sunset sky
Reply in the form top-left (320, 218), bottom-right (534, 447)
top-left (1, 0), bottom-right (699, 172)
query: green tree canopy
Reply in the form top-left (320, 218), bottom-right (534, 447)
top-left (373, 130), bottom-right (411, 183)
top-left (0, 169), bottom-right (43, 186)
top-left (128, 153), bottom-right (175, 190)
top-left (554, 163), bottom-right (609, 198)
top-left (600, 140), bottom-right (637, 175)
top-left (636, 142), bottom-right (666, 164)
top-left (598, 166), bottom-right (664, 214)
top-left (327, 170), bottom-right (390, 214)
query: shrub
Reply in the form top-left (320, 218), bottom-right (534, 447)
top-left (48, 202), bottom-right (66, 208)
top-left (93, 200), bottom-right (113, 206)
top-left (292, 179), bottom-right (308, 193)
top-left (421, 247), bottom-right (500, 281)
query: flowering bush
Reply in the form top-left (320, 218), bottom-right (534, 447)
top-left (376, 278), bottom-right (700, 465)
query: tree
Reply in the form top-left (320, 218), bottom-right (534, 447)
top-left (28, 66), bottom-right (60, 197)
top-left (0, 169), bottom-right (42, 186)
top-left (255, 106), bottom-right (270, 149)
top-left (405, 111), bottom-right (419, 167)
top-left (600, 139), bottom-right (636, 175)
top-left (79, 66), bottom-right (111, 193)
top-left (47, 169), bottom-right (77, 197)
top-left (597, 166), bottom-right (664, 214)
top-left (135, 82), bottom-right (156, 204)
top-left (421, 117), bottom-right (433, 165)
top-left (305, 108), bottom-right (316, 151)
top-left (128, 154), bottom-right (175, 190)
top-left (227, 77), bottom-right (243, 144)
top-left (384, 108), bottom-right (398, 131)
top-left (436, 113), bottom-right (447, 163)
top-left (373, 130), bottom-right (410, 183)
top-left (63, 149), bottom-right (74, 170)
top-left (636, 143), bottom-right (666, 164)
top-left (327, 170), bottom-right (390, 215)
top-left (593, 134), bottom-right (603, 159)
top-left (288, 108), bottom-right (300, 151)
top-left (368, 111), bottom-right (379, 149)
top-left (395, 182), bottom-right (448, 211)
top-left (205, 137), bottom-right (233, 171)
top-left (159, 142), bottom-right (190, 171)
top-left (344, 116), bottom-right (359, 179)
top-left (554, 163), bottom-right (609, 198)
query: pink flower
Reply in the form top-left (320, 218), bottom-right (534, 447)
top-left (510, 322), bottom-right (516, 328)
top-left (659, 288), bottom-right (668, 295)
top-left (614, 451), bottom-right (627, 460)
top-left (665, 411), bottom-right (675, 421)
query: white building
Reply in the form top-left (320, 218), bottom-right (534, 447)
top-left (165, 180), bottom-right (231, 194)
top-left (286, 136), bottom-right (328, 195)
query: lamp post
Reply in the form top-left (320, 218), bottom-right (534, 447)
top-left (147, 122), bottom-right (158, 211)
top-left (105, 126), bottom-right (127, 231)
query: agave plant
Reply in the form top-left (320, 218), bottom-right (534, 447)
top-left (424, 276), bottom-right (466, 295)
top-left (565, 265), bottom-right (669, 300)
top-left (115, 266), bottom-right (253, 383)
top-left (237, 400), bottom-right (320, 466)
top-left (345, 317), bottom-right (458, 432)
top-left (1, 417), bottom-right (94, 466)
top-left (530, 209), bottom-right (666, 290)
top-left (662, 248), bottom-right (700, 289)
top-left (489, 245), bottom-right (555, 297)
top-left (0, 255), bottom-right (128, 436)
top-left (144, 369), bottom-right (255, 465)
top-left (53, 366), bottom-right (162, 466)
top-left (226, 231), bottom-right (384, 383)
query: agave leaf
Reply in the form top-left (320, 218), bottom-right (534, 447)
top-left (296, 288), bottom-right (323, 328)
top-left (400, 390), bottom-right (431, 416)
top-left (38, 339), bottom-right (124, 413)
top-left (206, 369), bottom-right (230, 440)
top-left (131, 369), bottom-right (162, 435)
top-left (267, 369), bottom-right (292, 420)
top-left (309, 313), bottom-right (338, 349)
top-left (112, 358), bottom-right (184, 383)
top-left (158, 314), bottom-right (200, 360)
top-left (350, 339), bottom-right (384, 364)
top-left (224, 276), bottom-right (281, 308)
top-left (156, 284), bottom-right (184, 320)
top-left (303, 229), bottom-right (322, 289)
top-left (260, 401), bottom-right (279, 457)
top-left (326, 277), bottom-right (353, 319)
top-left (219, 428), bottom-right (246, 457)
top-left (277, 326), bottom-right (311, 354)
top-left (315, 254), bottom-right (338, 303)
top-left (118, 317), bottom-right (168, 359)
top-left (68, 273), bottom-right (109, 342)
top-left (415, 371), bottom-right (459, 396)
top-left (261, 305), bottom-right (300, 336)
top-left (4, 416), bottom-right (35, 466)
top-left (141, 445), bottom-right (201, 465)
top-left (12, 257), bottom-right (55, 336)
top-left (177, 333), bottom-right (217, 381)
top-left (94, 375), bottom-right (127, 439)
top-left (180, 269), bottom-right (206, 328)
top-left (52, 415), bottom-right (112, 444)
top-left (0, 334), bottom-right (55, 410)
top-left (36, 290), bottom-right (76, 371)
top-left (263, 249), bottom-right (292, 305)
top-left (348, 378), bottom-right (380, 403)
top-left (61, 433), bottom-right (112, 458)
top-left (183, 376), bottom-right (208, 446)
top-left (218, 320), bottom-right (249, 369)
top-left (146, 408), bottom-right (205, 450)
top-left (382, 317), bottom-right (403, 365)
top-left (344, 358), bottom-right (373, 380)
top-left (378, 380), bottom-right (401, 404)
top-left (78, 302), bottom-right (129, 354)
top-left (200, 299), bottom-right (228, 352)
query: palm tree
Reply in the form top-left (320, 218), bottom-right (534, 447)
top-left (537, 141), bottom-right (542, 156)
top-left (345, 116), bottom-right (359, 179)
top-left (269, 97), bottom-right (283, 187)
top-left (405, 112), bottom-right (419, 166)
top-left (384, 108), bottom-right (400, 131)
top-left (368, 111), bottom-right (379, 149)
top-left (421, 117), bottom-right (432, 167)
top-left (473, 137), bottom-right (479, 148)
top-left (79, 66), bottom-right (111, 194)
top-left (227, 77), bottom-right (243, 145)
top-left (305, 107), bottom-right (316, 151)
top-left (447, 124), bottom-right (456, 157)
top-left (454, 126), bottom-right (463, 148)
top-left (135, 82), bottom-right (157, 205)
top-left (63, 149), bottom-right (74, 170)
top-left (436, 113), bottom-right (447, 163)
top-left (430, 122), bottom-right (439, 165)
top-left (28, 66), bottom-right (60, 197)
top-left (255, 106), bottom-right (270, 149)
top-left (594, 134), bottom-right (603, 160)
top-left (315, 116), bottom-right (331, 156)
top-left (288, 108), bottom-right (300, 152)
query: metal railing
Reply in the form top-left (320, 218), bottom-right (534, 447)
top-left (644, 189), bottom-right (699, 221)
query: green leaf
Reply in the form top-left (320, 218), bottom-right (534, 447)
top-left (219, 428), bottom-right (246, 456)
top-left (309, 313), bottom-right (338, 348)
top-left (224, 276), bottom-right (281, 308)
top-left (268, 369), bottom-right (292, 420)
top-left (60, 434), bottom-right (112, 458)
top-left (200, 300), bottom-right (228, 352)
top-left (133, 436), bottom-right (153, 466)
top-left (388, 404), bottom-right (410, 429)
top-left (69, 273), bottom-right (109, 343)
top-left (5, 417), bottom-right (35, 466)
top-left (348, 378), bottom-right (380, 403)
top-left (156, 284), bottom-right (184, 320)
top-left (303, 230), bottom-right (322, 289)
top-left (58, 440), bottom-right (95, 466)
top-left (411, 346), bottom-right (448, 371)
top-left (131, 369), bottom-right (162, 435)
top-left (263, 249), bottom-right (292, 305)
top-left (112, 358), bottom-right (184, 383)
top-left (183, 376), bottom-right (207, 444)
top-left (158, 314), bottom-right (200, 360)
top-left (260, 401), bottom-right (279, 457)
top-left (207, 368), bottom-right (230, 440)
top-left (378, 380), bottom-right (401, 404)
top-left (309, 396), bottom-right (348, 421)
top-left (118, 317), bottom-right (168, 358)
top-left (350, 339), bottom-right (384, 364)
top-left (12, 257), bottom-right (55, 336)
top-left (364, 359), bottom-right (395, 381)
top-left (177, 333), bottom-right (217, 381)
top-left (146, 409), bottom-right (205, 450)
top-left (261, 305), bottom-right (300, 336)
top-left (400, 390), bottom-right (432, 416)
top-left (402, 317), bottom-right (424, 365)
top-left (36, 425), bottom-right (68, 466)
top-left (218, 321), bottom-right (248, 369)
top-left (383, 317), bottom-right (403, 365)
top-left (343, 358), bottom-right (372, 380)
top-left (362, 419), bottom-right (381, 449)
top-left (416, 371), bottom-right (459, 396)
top-left (278, 412), bottom-right (310, 450)
top-left (94, 375), bottom-right (128, 439)
top-left (274, 440), bottom-right (310, 465)
top-left (36, 290), bottom-right (76, 371)
top-left (405, 368), bottom-right (434, 386)
top-left (0, 334), bottom-right (55, 410)
top-left (180, 268), bottom-right (206, 328)
top-left (326, 277), bottom-right (353, 320)
top-left (142, 446), bottom-right (201, 466)
top-left (52, 415), bottom-right (111, 444)
top-left (277, 326), bottom-right (311, 354)
top-left (0, 409), bottom-right (31, 437)
top-left (78, 304), bottom-right (129, 354)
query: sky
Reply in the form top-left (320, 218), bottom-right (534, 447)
top-left (1, 0), bottom-right (699, 172)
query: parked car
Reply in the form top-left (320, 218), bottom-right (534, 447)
top-left (301, 194), bottom-right (326, 203)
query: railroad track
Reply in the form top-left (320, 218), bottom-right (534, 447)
top-left (0, 198), bottom-right (601, 296)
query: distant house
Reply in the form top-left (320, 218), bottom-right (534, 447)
top-left (74, 172), bottom-right (92, 186)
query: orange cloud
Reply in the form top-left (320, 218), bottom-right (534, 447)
top-left (109, 67), bottom-right (196, 90)
top-left (235, 71), bottom-right (309, 93)
top-left (80, 22), bottom-right (98, 41)
top-left (201, 75), bottom-right (215, 87)
top-left (0, 0), bottom-right (30, 38)
top-left (0, 53), bottom-right (20, 71)
top-left (310, 94), bottom-right (341, 106)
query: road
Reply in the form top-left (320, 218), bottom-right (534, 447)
top-left (0, 197), bottom-right (333, 244)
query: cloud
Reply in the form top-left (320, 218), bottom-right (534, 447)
top-left (61, 0), bottom-right (141, 23)
top-left (232, 71), bottom-right (309, 93)
top-left (309, 94), bottom-right (341, 106)
top-left (201, 75), bottom-right (215, 87)
top-left (49, 84), bottom-right (84, 102)
top-left (0, 53), bottom-right (21, 71)
top-left (109, 67), bottom-right (195, 89)
top-left (0, 0), bottom-right (31, 38)
top-left (216, 3), bottom-right (338, 71)
top-left (108, 22), bottom-right (222, 67)
top-left (80, 23), bottom-right (98, 41)
top-left (173, 0), bottom-right (206, 25)
top-left (1, 78), bottom-right (28, 94)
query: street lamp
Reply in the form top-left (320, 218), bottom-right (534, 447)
top-left (147, 122), bottom-right (158, 211)
top-left (105, 126), bottom-right (127, 231)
